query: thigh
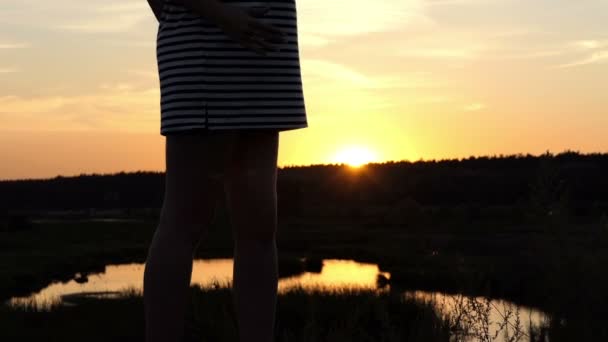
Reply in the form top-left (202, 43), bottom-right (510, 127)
top-left (224, 130), bottom-right (280, 239)
top-left (226, 130), bottom-right (279, 178)
top-left (161, 130), bottom-right (240, 230)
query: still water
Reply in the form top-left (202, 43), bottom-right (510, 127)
top-left (8, 259), bottom-right (389, 307)
top-left (7, 258), bottom-right (548, 341)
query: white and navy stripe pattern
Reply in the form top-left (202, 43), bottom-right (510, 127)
top-left (156, 0), bottom-right (308, 135)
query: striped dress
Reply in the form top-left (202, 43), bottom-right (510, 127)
top-left (156, 0), bottom-right (308, 136)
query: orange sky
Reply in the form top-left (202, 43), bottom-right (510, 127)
top-left (1, 0), bottom-right (607, 180)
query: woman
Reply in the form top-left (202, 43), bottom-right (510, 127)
top-left (143, 0), bottom-right (308, 341)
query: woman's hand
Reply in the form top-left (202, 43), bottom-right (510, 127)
top-left (215, 5), bottom-right (288, 56)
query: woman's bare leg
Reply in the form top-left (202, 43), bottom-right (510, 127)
top-left (224, 130), bottom-right (280, 342)
top-left (143, 130), bottom-right (239, 342)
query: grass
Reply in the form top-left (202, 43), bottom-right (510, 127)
top-left (1, 284), bottom-right (451, 342)
top-left (3, 204), bottom-right (608, 340)
top-left (0, 220), bottom-right (155, 301)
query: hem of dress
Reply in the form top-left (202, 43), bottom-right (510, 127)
top-left (160, 123), bottom-right (308, 136)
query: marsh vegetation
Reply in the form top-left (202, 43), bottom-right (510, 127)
top-left (1, 152), bottom-right (607, 340)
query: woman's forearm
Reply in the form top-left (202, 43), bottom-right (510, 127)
top-left (171, 0), bottom-right (227, 24)
top-left (147, 0), bottom-right (163, 21)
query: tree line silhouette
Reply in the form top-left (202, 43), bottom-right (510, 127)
top-left (1, 151), bottom-right (607, 222)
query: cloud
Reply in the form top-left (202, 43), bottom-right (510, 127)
top-left (480, 36), bottom-right (608, 64)
top-left (398, 48), bottom-right (478, 59)
top-left (425, 0), bottom-right (487, 4)
top-left (558, 50), bottom-right (608, 68)
top-left (412, 95), bottom-right (451, 104)
top-left (302, 59), bottom-right (376, 87)
top-left (573, 40), bottom-right (604, 50)
top-left (0, 67), bottom-right (19, 73)
top-left (103, 40), bottom-right (155, 48)
top-left (464, 103), bottom-right (485, 112)
top-left (95, 2), bottom-right (150, 12)
top-left (302, 59), bottom-right (442, 89)
top-left (299, 34), bottom-right (335, 49)
top-left (0, 0), bottom-right (152, 34)
top-left (0, 86), bottom-right (160, 132)
top-left (299, 59), bottom-right (439, 113)
top-left (0, 42), bottom-right (29, 49)
top-left (126, 69), bottom-right (159, 80)
top-left (99, 83), bottom-right (136, 92)
top-left (494, 49), bottom-right (564, 60)
top-left (388, 28), bottom-right (487, 60)
top-left (298, 0), bottom-right (429, 39)
top-left (55, 2), bottom-right (150, 33)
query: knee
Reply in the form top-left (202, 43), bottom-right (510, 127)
top-left (233, 218), bottom-right (277, 244)
top-left (158, 203), bottom-right (215, 246)
top-left (231, 198), bottom-right (277, 243)
top-left (228, 162), bottom-right (277, 204)
top-left (228, 171), bottom-right (277, 243)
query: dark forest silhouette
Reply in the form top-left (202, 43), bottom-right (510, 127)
top-left (1, 151), bottom-right (607, 222)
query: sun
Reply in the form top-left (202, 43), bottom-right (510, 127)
top-left (334, 146), bottom-right (378, 168)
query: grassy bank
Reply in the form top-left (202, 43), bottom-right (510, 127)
top-left (0, 218), bottom-right (307, 302)
top-left (1, 285), bottom-right (451, 342)
top-left (1, 220), bottom-right (156, 301)
top-left (3, 216), bottom-right (608, 340)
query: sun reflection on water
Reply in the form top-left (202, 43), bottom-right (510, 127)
top-left (6, 258), bottom-right (549, 342)
top-left (7, 259), bottom-right (389, 309)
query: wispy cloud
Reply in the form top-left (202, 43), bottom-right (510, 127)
top-left (571, 38), bottom-right (608, 50)
top-left (299, 0), bottom-right (429, 40)
top-left (464, 103), bottom-right (486, 112)
top-left (573, 40), bottom-right (604, 50)
top-left (0, 42), bottom-right (29, 49)
top-left (480, 37), bottom-right (608, 66)
top-left (302, 59), bottom-right (377, 87)
top-left (126, 69), bottom-right (158, 80)
top-left (95, 2), bottom-right (150, 12)
top-left (0, 86), bottom-right (159, 131)
top-left (425, 0), bottom-right (487, 5)
top-left (0, 0), bottom-right (152, 34)
top-left (299, 34), bottom-right (335, 49)
top-left (413, 95), bottom-right (451, 104)
top-left (55, 3), bottom-right (150, 33)
top-left (302, 59), bottom-right (443, 89)
top-left (558, 50), bottom-right (608, 68)
top-left (0, 67), bottom-right (19, 73)
top-left (549, 39), bottom-right (608, 68)
top-left (398, 48), bottom-right (478, 59)
top-left (494, 49), bottom-right (564, 60)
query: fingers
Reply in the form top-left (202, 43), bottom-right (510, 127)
top-left (244, 29), bottom-right (286, 55)
top-left (240, 41), bottom-right (266, 56)
top-left (248, 20), bottom-right (287, 41)
top-left (246, 6), bottom-right (288, 42)
top-left (236, 6), bottom-right (288, 55)
top-left (244, 22), bottom-right (287, 50)
top-left (237, 30), bottom-right (274, 56)
top-left (248, 6), bottom-right (270, 17)
top-left (241, 36), bottom-right (279, 56)
top-left (252, 36), bottom-right (280, 52)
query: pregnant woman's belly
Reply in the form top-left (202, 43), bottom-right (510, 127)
top-left (155, 0), bottom-right (308, 135)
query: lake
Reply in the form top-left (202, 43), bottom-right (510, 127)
top-left (7, 258), bottom-right (548, 341)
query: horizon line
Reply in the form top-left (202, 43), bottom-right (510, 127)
top-left (2, 149), bottom-right (606, 183)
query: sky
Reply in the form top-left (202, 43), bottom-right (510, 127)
top-left (1, 0), bottom-right (607, 180)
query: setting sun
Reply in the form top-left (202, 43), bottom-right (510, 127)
top-left (334, 146), bottom-right (378, 167)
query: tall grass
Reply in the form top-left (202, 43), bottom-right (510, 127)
top-left (3, 284), bottom-right (556, 341)
top-left (1, 284), bottom-right (451, 342)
